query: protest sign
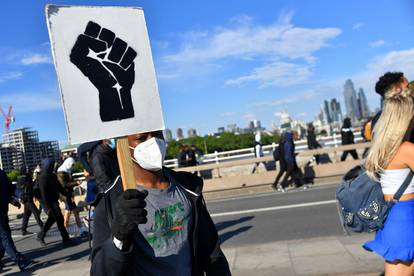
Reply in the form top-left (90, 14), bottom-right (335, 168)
top-left (46, 5), bottom-right (164, 189)
top-left (46, 5), bottom-right (164, 144)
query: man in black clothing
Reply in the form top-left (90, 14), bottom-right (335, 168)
top-left (0, 168), bottom-right (33, 271)
top-left (18, 170), bottom-right (43, 235)
top-left (91, 131), bottom-right (230, 276)
top-left (340, 118), bottom-right (359, 161)
top-left (177, 144), bottom-right (188, 168)
top-left (37, 159), bottom-right (73, 246)
top-left (306, 123), bottom-right (322, 164)
top-left (90, 140), bottom-right (120, 193)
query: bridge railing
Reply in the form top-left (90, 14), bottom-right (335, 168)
top-left (174, 142), bottom-right (370, 179)
top-left (164, 132), bottom-right (364, 169)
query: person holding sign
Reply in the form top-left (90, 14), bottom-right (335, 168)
top-left (91, 131), bottom-right (231, 276)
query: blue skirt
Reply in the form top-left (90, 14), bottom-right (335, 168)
top-left (363, 199), bottom-right (414, 262)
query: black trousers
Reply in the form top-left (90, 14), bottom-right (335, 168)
top-left (21, 201), bottom-right (43, 232)
top-left (341, 150), bottom-right (359, 161)
top-left (273, 163), bottom-right (303, 188)
top-left (39, 201), bottom-right (69, 241)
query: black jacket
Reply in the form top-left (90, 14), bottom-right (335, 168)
top-left (0, 169), bottom-right (14, 213)
top-left (307, 130), bottom-right (321, 150)
top-left (38, 159), bottom-right (69, 204)
top-left (90, 144), bottom-right (119, 193)
top-left (78, 141), bottom-right (101, 175)
top-left (91, 167), bottom-right (231, 276)
top-left (341, 128), bottom-right (355, 145)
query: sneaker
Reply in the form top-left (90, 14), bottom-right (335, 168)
top-left (36, 234), bottom-right (46, 247)
top-left (22, 230), bottom-right (33, 236)
top-left (16, 254), bottom-right (33, 271)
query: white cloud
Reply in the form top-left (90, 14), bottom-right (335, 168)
top-left (21, 53), bottom-right (52, 65)
top-left (0, 90), bottom-right (61, 113)
top-left (354, 48), bottom-right (414, 91)
top-left (160, 12), bottom-right (341, 87)
top-left (243, 113), bottom-right (257, 121)
top-left (164, 13), bottom-right (341, 63)
top-left (0, 72), bottom-right (22, 83)
top-left (225, 61), bottom-right (312, 87)
top-left (370, 40), bottom-right (386, 48)
top-left (253, 90), bottom-right (320, 107)
top-left (352, 22), bottom-right (365, 30)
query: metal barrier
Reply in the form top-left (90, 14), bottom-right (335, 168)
top-left (164, 132), bottom-right (364, 169)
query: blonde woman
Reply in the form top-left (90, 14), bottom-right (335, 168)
top-left (364, 72), bottom-right (414, 275)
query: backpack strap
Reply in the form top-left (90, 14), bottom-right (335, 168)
top-left (393, 170), bottom-right (414, 201)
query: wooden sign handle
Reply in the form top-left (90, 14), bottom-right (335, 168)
top-left (116, 137), bottom-right (136, 190)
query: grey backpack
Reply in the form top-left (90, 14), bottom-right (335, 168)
top-left (336, 165), bottom-right (413, 233)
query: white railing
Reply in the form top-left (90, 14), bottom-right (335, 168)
top-left (163, 132), bottom-right (364, 169)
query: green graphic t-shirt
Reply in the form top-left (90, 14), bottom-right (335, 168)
top-left (134, 173), bottom-right (193, 276)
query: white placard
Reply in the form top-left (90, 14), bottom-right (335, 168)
top-left (46, 5), bottom-right (164, 144)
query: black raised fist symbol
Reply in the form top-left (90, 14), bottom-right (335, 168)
top-left (70, 21), bottom-right (137, 122)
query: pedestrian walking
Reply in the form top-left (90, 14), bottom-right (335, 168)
top-left (91, 131), bottom-right (230, 276)
top-left (340, 118), bottom-right (359, 161)
top-left (57, 156), bottom-right (88, 236)
top-left (272, 131), bottom-right (304, 191)
top-left (18, 169), bottom-right (43, 236)
top-left (251, 131), bottom-right (267, 174)
top-left (37, 158), bottom-right (74, 246)
top-left (176, 144), bottom-right (188, 168)
top-left (0, 168), bottom-right (33, 272)
top-left (363, 75), bottom-right (414, 275)
top-left (306, 123), bottom-right (322, 164)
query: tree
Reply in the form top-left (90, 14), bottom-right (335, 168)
top-left (72, 161), bottom-right (84, 174)
top-left (7, 170), bottom-right (20, 182)
top-left (165, 132), bottom-right (281, 159)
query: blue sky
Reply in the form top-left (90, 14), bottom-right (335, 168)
top-left (1, 0), bottom-right (414, 144)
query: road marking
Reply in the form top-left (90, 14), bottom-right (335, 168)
top-left (210, 199), bottom-right (337, 217)
top-left (207, 183), bottom-right (338, 203)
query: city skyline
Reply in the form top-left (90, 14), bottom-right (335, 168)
top-left (0, 0), bottom-right (413, 144)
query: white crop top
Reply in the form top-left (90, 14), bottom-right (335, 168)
top-left (380, 168), bottom-right (414, 195)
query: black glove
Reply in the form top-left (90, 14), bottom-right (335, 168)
top-left (111, 189), bottom-right (148, 242)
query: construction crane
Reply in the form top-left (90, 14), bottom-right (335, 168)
top-left (0, 105), bottom-right (14, 132)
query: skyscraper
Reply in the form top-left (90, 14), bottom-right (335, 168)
top-left (357, 88), bottom-right (370, 119)
top-left (343, 79), bottom-right (360, 121)
top-left (187, 128), bottom-right (198, 138)
top-left (323, 100), bottom-right (332, 124)
top-left (176, 128), bottom-right (184, 140)
top-left (163, 128), bottom-right (173, 142)
top-left (330, 98), bottom-right (343, 123)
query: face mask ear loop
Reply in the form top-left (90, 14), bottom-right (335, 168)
top-left (129, 146), bottom-right (140, 165)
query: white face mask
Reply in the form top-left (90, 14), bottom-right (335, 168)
top-left (130, 137), bottom-right (166, 171)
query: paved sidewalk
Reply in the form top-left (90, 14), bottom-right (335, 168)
top-left (224, 234), bottom-right (383, 276)
top-left (3, 233), bottom-right (383, 276)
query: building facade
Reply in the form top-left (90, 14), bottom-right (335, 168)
top-left (0, 128), bottom-right (59, 173)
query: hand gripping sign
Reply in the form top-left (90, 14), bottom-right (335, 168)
top-left (46, 5), bottom-right (164, 189)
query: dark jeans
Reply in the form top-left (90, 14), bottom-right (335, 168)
top-left (39, 201), bottom-right (69, 241)
top-left (341, 150), bottom-right (359, 161)
top-left (0, 212), bottom-right (18, 260)
top-left (22, 201), bottom-right (44, 232)
top-left (273, 163), bottom-right (303, 188)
